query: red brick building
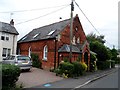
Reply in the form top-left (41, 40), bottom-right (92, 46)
top-left (18, 14), bottom-right (90, 70)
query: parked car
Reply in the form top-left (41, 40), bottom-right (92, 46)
top-left (2, 55), bottom-right (32, 71)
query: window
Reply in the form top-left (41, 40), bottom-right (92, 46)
top-left (47, 30), bottom-right (55, 35)
top-left (77, 37), bottom-right (80, 43)
top-left (33, 33), bottom-right (39, 39)
top-left (72, 36), bottom-right (76, 45)
top-left (2, 48), bottom-right (11, 57)
top-left (21, 36), bottom-right (27, 41)
top-left (7, 49), bottom-right (11, 56)
top-left (75, 27), bottom-right (78, 31)
top-left (2, 48), bottom-right (7, 57)
top-left (1, 36), bottom-right (5, 40)
top-left (28, 47), bottom-right (31, 58)
top-left (6, 37), bottom-right (9, 41)
top-left (43, 45), bottom-right (48, 60)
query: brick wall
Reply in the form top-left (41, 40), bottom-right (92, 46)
top-left (18, 15), bottom-right (90, 70)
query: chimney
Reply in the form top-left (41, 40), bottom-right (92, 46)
top-left (76, 14), bottom-right (78, 17)
top-left (10, 19), bottom-right (14, 26)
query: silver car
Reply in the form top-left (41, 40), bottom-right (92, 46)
top-left (2, 55), bottom-right (32, 71)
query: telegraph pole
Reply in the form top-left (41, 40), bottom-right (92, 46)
top-left (69, 0), bottom-right (74, 63)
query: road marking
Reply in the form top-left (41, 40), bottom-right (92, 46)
top-left (71, 70), bottom-right (117, 90)
top-left (71, 80), bottom-right (91, 90)
top-left (44, 84), bottom-right (51, 87)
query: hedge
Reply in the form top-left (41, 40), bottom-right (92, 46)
top-left (96, 60), bottom-right (115, 70)
top-left (97, 61), bottom-right (110, 70)
top-left (55, 61), bottom-right (87, 78)
top-left (2, 64), bottom-right (21, 90)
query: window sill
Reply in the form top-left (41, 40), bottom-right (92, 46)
top-left (42, 58), bottom-right (47, 62)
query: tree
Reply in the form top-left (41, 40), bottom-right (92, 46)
top-left (111, 48), bottom-right (118, 61)
top-left (90, 41), bottom-right (111, 61)
top-left (87, 33), bottom-right (105, 44)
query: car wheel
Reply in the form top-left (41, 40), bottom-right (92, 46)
top-left (26, 69), bottom-right (30, 72)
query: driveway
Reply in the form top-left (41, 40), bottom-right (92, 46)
top-left (17, 68), bottom-right (63, 88)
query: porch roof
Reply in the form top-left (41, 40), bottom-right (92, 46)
top-left (58, 44), bottom-right (82, 53)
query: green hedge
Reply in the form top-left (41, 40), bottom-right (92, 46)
top-left (2, 64), bottom-right (21, 90)
top-left (59, 62), bottom-right (74, 77)
top-left (97, 60), bottom-right (115, 70)
top-left (55, 61), bottom-right (87, 78)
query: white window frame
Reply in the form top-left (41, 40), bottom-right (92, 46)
top-left (43, 45), bottom-right (48, 60)
top-left (2, 48), bottom-right (7, 57)
top-left (77, 37), bottom-right (80, 43)
top-left (2, 48), bottom-right (11, 57)
top-left (72, 36), bottom-right (76, 45)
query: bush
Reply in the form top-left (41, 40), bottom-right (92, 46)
top-left (31, 53), bottom-right (42, 68)
top-left (55, 61), bottom-right (87, 78)
top-left (2, 64), bottom-right (21, 90)
top-left (115, 57), bottom-right (120, 64)
top-left (97, 61), bottom-right (110, 70)
top-left (59, 61), bottom-right (74, 77)
top-left (72, 61), bottom-right (87, 77)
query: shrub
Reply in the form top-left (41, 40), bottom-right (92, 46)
top-left (2, 64), bottom-right (21, 90)
top-left (63, 57), bottom-right (69, 62)
top-left (81, 62), bottom-right (88, 72)
top-left (55, 61), bottom-right (87, 78)
top-left (72, 61), bottom-right (87, 76)
top-left (59, 62), bottom-right (74, 77)
top-left (97, 61), bottom-right (110, 70)
top-left (31, 53), bottom-right (42, 68)
top-left (115, 57), bottom-right (120, 64)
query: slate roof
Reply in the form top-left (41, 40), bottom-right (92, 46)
top-left (0, 21), bottom-right (19, 35)
top-left (18, 19), bottom-right (71, 43)
top-left (58, 44), bottom-right (82, 53)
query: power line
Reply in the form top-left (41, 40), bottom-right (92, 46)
top-left (0, 4), bottom-right (70, 13)
top-left (15, 5), bottom-right (70, 25)
top-left (74, 1), bottom-right (101, 35)
top-left (74, 1), bottom-right (114, 47)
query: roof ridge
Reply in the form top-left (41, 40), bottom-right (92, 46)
top-left (34, 18), bottom-right (70, 30)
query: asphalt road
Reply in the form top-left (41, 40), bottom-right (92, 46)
top-left (81, 69), bottom-right (119, 88)
top-left (31, 67), bottom-right (118, 89)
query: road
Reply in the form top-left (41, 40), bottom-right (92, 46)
top-left (81, 69), bottom-right (119, 88)
top-left (31, 67), bottom-right (119, 89)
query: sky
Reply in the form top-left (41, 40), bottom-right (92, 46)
top-left (0, 0), bottom-right (119, 49)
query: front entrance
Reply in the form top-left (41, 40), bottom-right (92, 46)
top-left (84, 52), bottom-right (88, 66)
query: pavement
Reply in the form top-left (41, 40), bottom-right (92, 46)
top-left (17, 65), bottom-right (119, 89)
top-left (16, 68), bottom-right (63, 88)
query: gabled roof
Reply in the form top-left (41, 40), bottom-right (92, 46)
top-left (58, 44), bottom-right (81, 53)
top-left (18, 19), bottom-right (71, 43)
top-left (0, 21), bottom-right (19, 35)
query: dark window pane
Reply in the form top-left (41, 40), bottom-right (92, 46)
top-left (6, 37), bottom-right (9, 41)
top-left (2, 48), bottom-right (7, 57)
top-left (1, 36), bottom-right (5, 40)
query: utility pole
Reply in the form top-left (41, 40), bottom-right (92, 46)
top-left (69, 0), bottom-right (74, 63)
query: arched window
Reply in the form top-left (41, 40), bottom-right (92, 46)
top-left (72, 36), bottom-right (76, 45)
top-left (77, 37), bottom-right (80, 43)
top-left (28, 47), bottom-right (31, 58)
top-left (43, 45), bottom-right (48, 60)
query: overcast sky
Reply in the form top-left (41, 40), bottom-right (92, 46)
top-left (0, 0), bottom-right (119, 49)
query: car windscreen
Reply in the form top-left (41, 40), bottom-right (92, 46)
top-left (4, 56), bottom-right (15, 60)
top-left (17, 56), bottom-right (30, 61)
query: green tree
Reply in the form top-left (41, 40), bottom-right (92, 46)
top-left (111, 48), bottom-right (118, 61)
top-left (87, 33), bottom-right (105, 44)
top-left (90, 41), bottom-right (111, 61)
